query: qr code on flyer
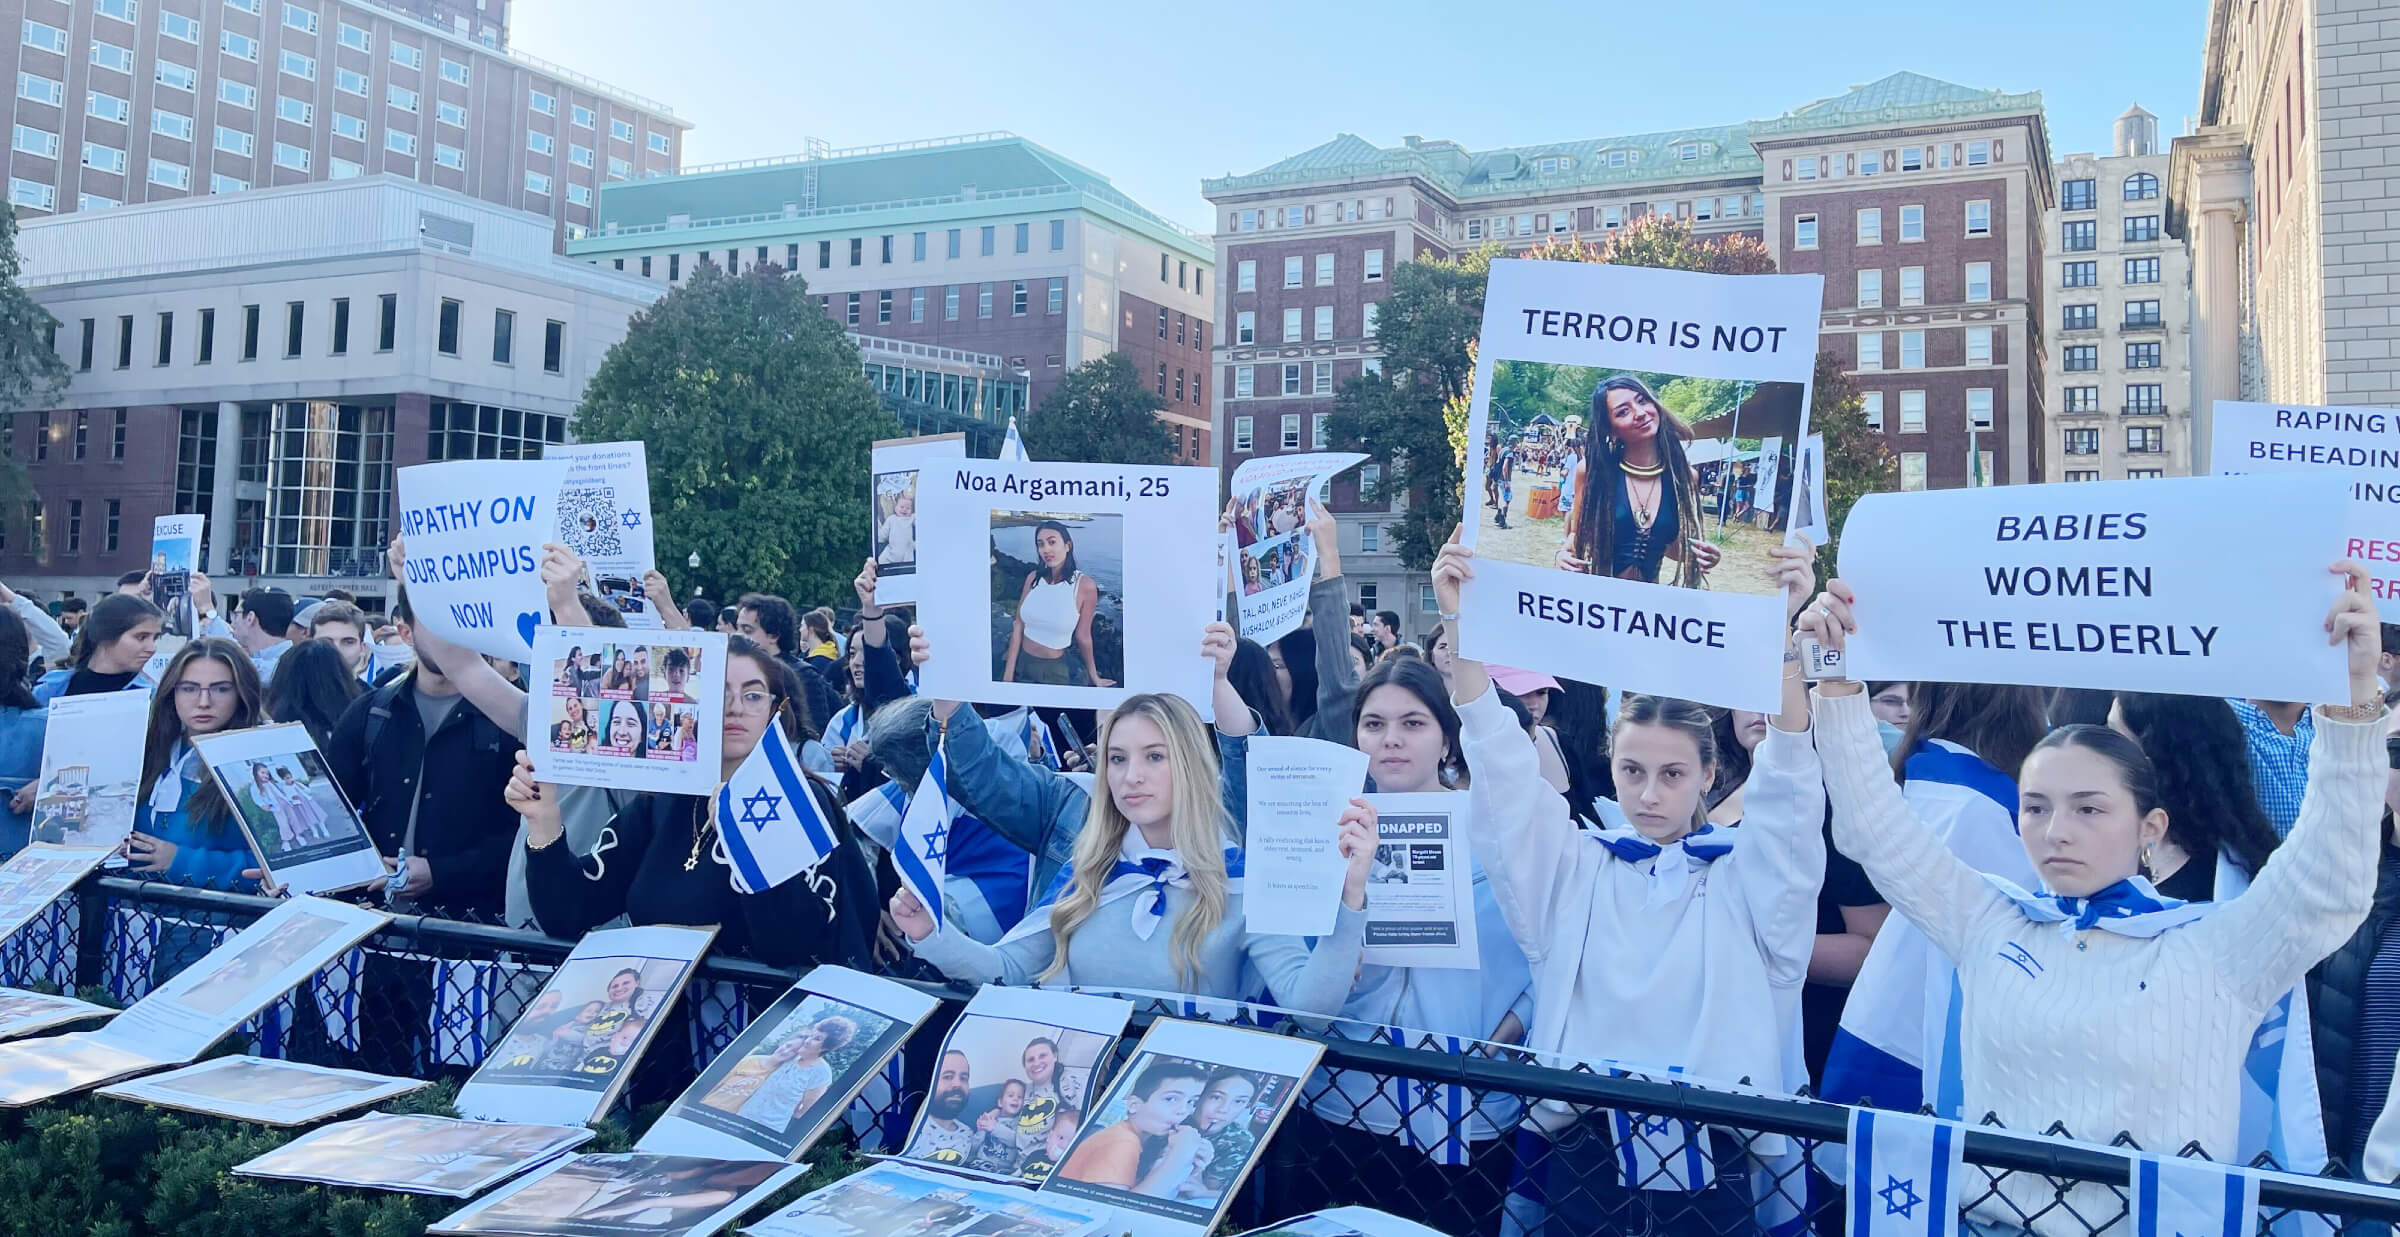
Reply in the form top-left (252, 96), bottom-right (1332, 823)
top-left (558, 484), bottom-right (626, 559)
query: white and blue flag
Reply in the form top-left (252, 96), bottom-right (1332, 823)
top-left (1000, 416), bottom-right (1031, 462)
top-left (1845, 1108), bottom-right (1963, 1237)
top-left (715, 724), bottom-right (839, 895)
top-left (893, 753), bottom-right (953, 931)
top-left (2130, 1153), bottom-right (2258, 1237)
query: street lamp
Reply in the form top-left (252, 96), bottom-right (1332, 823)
top-left (687, 551), bottom-right (701, 570)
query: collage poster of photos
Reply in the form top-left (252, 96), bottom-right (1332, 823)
top-left (481, 956), bottom-right (685, 1094)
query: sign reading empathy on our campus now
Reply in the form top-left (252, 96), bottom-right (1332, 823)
top-left (1838, 473), bottom-right (2350, 702)
top-left (2212, 399), bottom-right (2400, 620)
top-left (395, 459), bottom-right (570, 664)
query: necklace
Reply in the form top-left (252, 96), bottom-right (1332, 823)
top-left (685, 797), bottom-right (717, 872)
top-left (1619, 458), bottom-right (1665, 479)
top-left (1627, 475), bottom-right (1663, 529)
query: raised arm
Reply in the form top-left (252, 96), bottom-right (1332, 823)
top-left (409, 618), bottom-right (529, 743)
top-left (1, 587), bottom-right (70, 662)
top-left (1303, 502), bottom-right (1358, 741)
top-left (896, 888), bottom-right (1060, 987)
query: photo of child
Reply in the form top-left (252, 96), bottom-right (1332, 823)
top-left (477, 956), bottom-right (684, 1095)
top-left (1049, 1052), bottom-right (1301, 1225)
top-left (669, 986), bottom-right (903, 1158)
top-left (896, 1015), bottom-right (1110, 1184)
top-left (215, 745), bottom-right (372, 875)
top-left (874, 471), bottom-right (920, 577)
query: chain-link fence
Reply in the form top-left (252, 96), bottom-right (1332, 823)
top-left (17, 873), bottom-right (2400, 1237)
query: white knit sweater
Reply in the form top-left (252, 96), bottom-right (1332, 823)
top-left (1816, 689), bottom-right (2381, 1229)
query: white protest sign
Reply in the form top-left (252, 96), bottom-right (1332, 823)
top-left (1243, 737), bottom-right (1369, 938)
top-left (1838, 473), bottom-right (2350, 701)
top-left (1229, 452), bottom-right (1367, 645)
top-left (870, 433), bottom-right (968, 608)
top-left (1457, 258), bottom-right (1825, 712)
top-left (150, 514), bottom-right (203, 621)
top-left (915, 458), bottom-right (1218, 716)
top-left (546, 441), bottom-right (659, 625)
top-left (2211, 400), bottom-right (2400, 619)
top-left (1358, 790), bottom-right (1477, 969)
top-left (529, 625), bottom-right (725, 796)
top-left (395, 458), bottom-right (569, 663)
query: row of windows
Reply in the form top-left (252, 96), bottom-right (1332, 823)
top-left (1151, 361), bottom-right (1203, 407)
top-left (1230, 198), bottom-right (1393, 233)
top-left (1231, 302), bottom-right (1382, 346)
top-left (0, 409), bottom-right (130, 467)
top-left (1227, 357), bottom-right (1386, 402)
top-left (0, 492), bottom-right (128, 557)
top-left (2060, 259), bottom-right (2161, 288)
top-left (1461, 195), bottom-right (1764, 241)
top-left (2061, 384), bottom-right (2167, 415)
top-left (1234, 249), bottom-right (1387, 293)
top-left (2062, 343), bottom-right (2165, 371)
top-left (1793, 201), bottom-right (1991, 251)
top-left (810, 220), bottom-right (1071, 269)
top-left (1854, 326), bottom-right (2001, 371)
top-left (1852, 263), bottom-right (1996, 308)
top-left (49, 295), bottom-right (566, 373)
top-left (2061, 216), bottom-right (2162, 250)
top-left (819, 279), bottom-right (1075, 327)
top-left (1858, 388), bottom-right (1996, 434)
top-left (1792, 139), bottom-right (1999, 183)
top-left (2059, 300), bottom-right (2165, 331)
top-left (2059, 173), bottom-right (2161, 211)
top-left (2063, 426), bottom-right (2166, 454)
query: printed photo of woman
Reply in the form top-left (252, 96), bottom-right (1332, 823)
top-left (1558, 375), bottom-right (1716, 585)
top-left (996, 517), bottom-right (1117, 689)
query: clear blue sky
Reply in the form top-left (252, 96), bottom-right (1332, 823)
top-left (512, 0), bottom-right (2206, 234)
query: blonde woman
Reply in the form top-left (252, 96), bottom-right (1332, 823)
top-left (892, 691), bottom-right (1376, 1011)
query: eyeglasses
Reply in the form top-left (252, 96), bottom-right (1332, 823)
top-left (172, 681), bottom-right (238, 700)
top-left (725, 689), bottom-right (774, 716)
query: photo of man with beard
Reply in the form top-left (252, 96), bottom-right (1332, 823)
top-left (901, 1050), bottom-right (979, 1166)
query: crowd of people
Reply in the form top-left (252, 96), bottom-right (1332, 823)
top-left (5, 483), bottom-right (2400, 1236)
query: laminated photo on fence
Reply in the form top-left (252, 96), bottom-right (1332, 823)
top-left (531, 625), bottom-right (727, 796)
top-left (191, 722), bottom-right (386, 897)
top-left (0, 987), bottom-right (113, 1041)
top-left (1457, 258), bottom-right (1825, 711)
top-left (430, 1152), bottom-right (805, 1237)
top-left (396, 457), bottom-right (572, 663)
top-left (894, 986), bottom-right (1132, 1185)
top-left (1233, 1207), bottom-right (1456, 1237)
top-left (915, 459), bottom-right (1218, 715)
top-left (99, 1053), bottom-right (427, 1125)
top-left (549, 441), bottom-right (662, 627)
top-left (31, 692), bottom-right (150, 850)
top-left (0, 843), bottom-right (113, 942)
top-left (1228, 452), bottom-right (1367, 646)
top-left (2209, 399), bottom-right (2400, 619)
top-left (640, 966), bottom-right (938, 1163)
top-left (870, 433), bottom-right (968, 608)
top-left (1357, 791), bottom-right (1477, 970)
top-left (745, 1161), bottom-right (1107, 1237)
top-left (455, 924), bottom-right (715, 1127)
top-left (234, 1110), bottom-right (595, 1196)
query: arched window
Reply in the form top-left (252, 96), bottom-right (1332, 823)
top-left (2123, 172), bottom-right (2160, 200)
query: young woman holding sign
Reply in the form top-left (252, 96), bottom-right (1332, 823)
top-left (1794, 564), bottom-right (2385, 1225)
top-left (1555, 375), bottom-right (1722, 585)
top-left (127, 638), bottom-right (265, 890)
top-left (1001, 520), bottom-right (1111, 689)
top-left (1431, 527), bottom-right (1822, 1237)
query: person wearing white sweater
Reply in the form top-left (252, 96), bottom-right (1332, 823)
top-left (1795, 564), bottom-right (2386, 1234)
top-left (1431, 530), bottom-right (1825, 1237)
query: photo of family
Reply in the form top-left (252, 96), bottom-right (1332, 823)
top-left (1047, 1053), bottom-right (1294, 1221)
top-left (1230, 476), bottom-right (1316, 550)
top-left (670, 987), bottom-right (903, 1158)
top-left (898, 1015), bottom-right (1112, 1184)
top-left (1238, 532), bottom-right (1308, 598)
top-left (431, 1153), bottom-right (799, 1237)
top-left (751, 1163), bottom-right (1104, 1237)
top-left (1474, 362), bottom-right (1806, 595)
top-left (234, 1111), bottom-right (594, 1196)
top-left (169, 909), bottom-right (347, 1017)
top-left (989, 512), bottom-right (1124, 690)
top-left (477, 955), bottom-right (685, 1094)
top-left (100, 1054), bottom-right (426, 1124)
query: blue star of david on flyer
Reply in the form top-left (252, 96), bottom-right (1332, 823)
top-left (1881, 1175), bottom-right (1923, 1219)
top-left (620, 510), bottom-right (643, 529)
top-left (737, 787), bottom-right (781, 831)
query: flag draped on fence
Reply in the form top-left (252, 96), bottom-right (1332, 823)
top-left (1845, 1108), bottom-right (1964, 1237)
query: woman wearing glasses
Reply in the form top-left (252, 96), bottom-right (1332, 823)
top-left (126, 638), bottom-right (266, 890)
top-left (508, 635), bottom-right (879, 970)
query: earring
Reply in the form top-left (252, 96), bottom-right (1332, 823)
top-left (2140, 842), bottom-right (2155, 874)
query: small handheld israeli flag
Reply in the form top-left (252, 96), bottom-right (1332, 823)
top-left (715, 724), bottom-right (839, 894)
top-left (1000, 416), bottom-right (1032, 462)
top-left (893, 752), bottom-right (952, 931)
top-left (2129, 1154), bottom-right (2258, 1237)
top-left (1845, 1108), bottom-right (1964, 1237)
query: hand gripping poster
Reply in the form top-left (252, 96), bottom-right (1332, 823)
top-left (1226, 452), bottom-right (1367, 646)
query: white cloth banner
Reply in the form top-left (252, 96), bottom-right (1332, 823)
top-left (395, 459), bottom-right (570, 663)
top-left (1838, 474), bottom-right (2350, 702)
top-left (2211, 399), bottom-right (2400, 620)
top-left (1844, 1107), bottom-right (1963, 1237)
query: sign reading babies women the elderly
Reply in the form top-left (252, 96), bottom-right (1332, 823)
top-left (916, 458), bottom-right (1219, 716)
top-left (1837, 473), bottom-right (2351, 702)
top-left (395, 458), bottom-right (570, 664)
top-left (1457, 259), bottom-right (1826, 712)
top-left (2211, 400), bottom-right (2400, 620)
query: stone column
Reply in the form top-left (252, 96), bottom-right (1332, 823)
top-left (208, 401), bottom-right (241, 576)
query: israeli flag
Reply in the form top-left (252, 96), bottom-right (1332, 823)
top-left (893, 753), bottom-right (953, 931)
top-left (1845, 1108), bottom-right (1963, 1237)
top-left (2130, 1154), bottom-right (2257, 1237)
top-left (715, 724), bottom-right (839, 895)
top-left (1001, 416), bottom-right (1032, 462)
top-left (1609, 1066), bottom-right (1712, 1192)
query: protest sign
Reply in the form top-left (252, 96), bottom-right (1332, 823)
top-left (150, 514), bottom-right (203, 613)
top-left (894, 986), bottom-right (1132, 1185)
top-left (1358, 791), bottom-right (1477, 970)
top-left (1458, 259), bottom-right (1825, 712)
top-left (139, 633), bottom-right (185, 687)
top-left (104, 895), bottom-right (387, 1061)
top-left (1228, 452), bottom-right (1367, 645)
top-left (456, 924), bottom-right (714, 1127)
top-left (1838, 474), bottom-right (2350, 701)
top-left (1242, 737), bottom-right (1369, 938)
top-left (532, 625), bottom-right (726, 796)
top-left (640, 967), bottom-right (938, 1163)
top-left (234, 1111), bottom-right (593, 1196)
top-left (0, 1033), bottom-right (171, 1106)
top-left (101, 1055), bottom-right (426, 1125)
top-left (2211, 400), bottom-right (2400, 619)
top-left (33, 693), bottom-right (150, 851)
top-left (1790, 434), bottom-right (1828, 544)
top-left (1234, 1208), bottom-right (1457, 1237)
top-left (747, 1161), bottom-right (1107, 1237)
top-left (192, 723), bottom-right (385, 897)
top-left (1040, 1017), bottom-right (1324, 1236)
top-left (396, 458), bottom-right (571, 663)
top-left (0, 988), bottom-right (112, 1041)
top-left (0, 844), bottom-right (112, 944)
top-left (870, 433), bottom-right (968, 608)
top-left (548, 441), bottom-right (661, 626)
top-left (432, 1153), bottom-right (805, 1237)
top-left (916, 459), bottom-right (1218, 716)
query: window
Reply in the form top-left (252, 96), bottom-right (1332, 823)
top-left (386, 130), bottom-right (416, 156)
top-left (1282, 308), bottom-right (1302, 342)
top-left (1856, 208), bottom-right (1882, 245)
top-left (2067, 469), bottom-right (2101, 483)
top-left (150, 310), bottom-right (174, 365)
top-left (338, 21), bottom-right (368, 50)
top-left (528, 89), bottom-right (556, 117)
top-left (1236, 311), bottom-right (1255, 344)
top-left (2123, 299), bottom-right (2163, 328)
top-left (31, 413), bottom-right (45, 460)
top-left (488, 308), bottom-right (512, 363)
top-left (213, 125), bottom-right (253, 156)
top-left (976, 284), bottom-right (992, 318)
top-left (1305, 360), bottom-right (1329, 396)
top-left (1899, 205), bottom-right (1924, 241)
top-left (2124, 257), bottom-right (2160, 284)
top-left (328, 296), bottom-right (348, 355)
top-left (1365, 249), bottom-right (1384, 281)
top-left (978, 225), bottom-right (995, 256)
top-left (1316, 253), bottom-right (1334, 286)
top-left (2063, 260), bottom-right (2098, 288)
top-left (152, 109), bottom-right (194, 141)
top-left (65, 499), bottom-right (80, 553)
top-left (2065, 386), bottom-right (2098, 412)
top-left (2124, 172), bottom-right (2160, 200)
top-left (1968, 388), bottom-right (1994, 430)
top-left (1284, 256), bottom-right (1303, 288)
top-left (435, 298), bottom-right (459, 356)
top-left (846, 237), bottom-right (861, 266)
top-left (272, 141), bottom-right (306, 171)
top-left (2062, 179), bottom-right (2096, 211)
top-left (1900, 390), bottom-right (1926, 433)
top-left (1010, 282), bottom-right (1027, 316)
top-left (2064, 345), bottom-right (2098, 371)
top-left (148, 158), bottom-right (189, 189)
top-left (610, 118), bottom-right (633, 141)
top-left (542, 320), bottom-right (564, 374)
top-left (2066, 428), bottom-right (2099, 455)
top-left (1967, 140), bottom-right (1991, 166)
top-left (283, 3), bottom-right (317, 33)
top-left (337, 67), bottom-right (367, 96)
top-left (2127, 426), bottom-right (2162, 454)
top-left (1603, 205), bottom-right (1624, 229)
top-left (114, 315), bottom-right (132, 368)
top-left (1313, 306), bottom-right (1333, 341)
top-left (1235, 366), bottom-right (1254, 398)
top-left (1967, 326), bottom-right (1993, 365)
top-left (77, 191), bottom-right (118, 210)
top-left (445, 60), bottom-right (472, 87)
top-left (389, 84), bottom-right (419, 113)
top-left (434, 144), bottom-right (463, 170)
top-left (943, 286), bottom-right (958, 321)
top-left (1361, 464), bottom-right (1383, 501)
top-left (1856, 269), bottom-right (1883, 307)
top-left (82, 141), bottom-right (126, 174)
top-left (1046, 278), bottom-right (1064, 315)
top-left (1965, 261), bottom-right (1991, 303)
top-left (279, 50), bottom-right (314, 81)
top-left (11, 125), bottom-right (57, 158)
top-left (334, 113), bottom-right (365, 141)
top-left (156, 60), bottom-right (194, 91)
top-left (92, 40), bottom-right (133, 72)
top-left (1282, 365), bottom-right (1301, 396)
top-left (647, 132), bottom-right (669, 155)
top-left (1965, 200), bottom-right (1991, 237)
top-left (1314, 413), bottom-right (1331, 448)
top-left (89, 91), bottom-right (130, 123)
top-left (1237, 260), bottom-right (1255, 292)
top-left (74, 318), bottom-right (93, 370)
top-left (527, 129), bottom-right (552, 155)
top-left (2125, 342), bottom-right (2162, 369)
top-left (2063, 303), bottom-right (2098, 331)
top-left (330, 156), bottom-right (361, 180)
top-left (1900, 330), bottom-right (1924, 369)
top-left (1899, 266), bottom-right (1924, 306)
top-left (1233, 415), bottom-right (1253, 452)
top-left (1282, 414), bottom-right (1301, 449)
top-left (389, 41), bottom-right (420, 69)
top-left (1794, 213), bottom-right (1818, 249)
top-left (193, 305), bottom-right (215, 363)
top-left (17, 71), bottom-right (62, 106)
top-left (1050, 218), bottom-right (1065, 250)
top-left (275, 300), bottom-right (302, 357)
top-left (376, 294), bottom-right (395, 351)
top-left (2126, 384), bottom-right (2164, 414)
top-left (1856, 332), bottom-right (1883, 371)
top-left (21, 19), bottom-right (67, 54)
top-left (1011, 221), bottom-right (1028, 254)
top-left (2123, 215), bottom-right (2161, 243)
top-left (111, 410), bottom-right (124, 461)
top-left (277, 95), bottom-right (311, 124)
top-left (2063, 220), bottom-right (2097, 251)
top-left (1862, 392), bottom-right (1884, 430)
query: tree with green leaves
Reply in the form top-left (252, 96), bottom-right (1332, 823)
top-left (1807, 353), bottom-right (1895, 569)
top-left (572, 264), bottom-right (896, 607)
top-left (0, 205), bottom-right (68, 510)
top-left (1019, 353), bottom-right (1174, 466)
